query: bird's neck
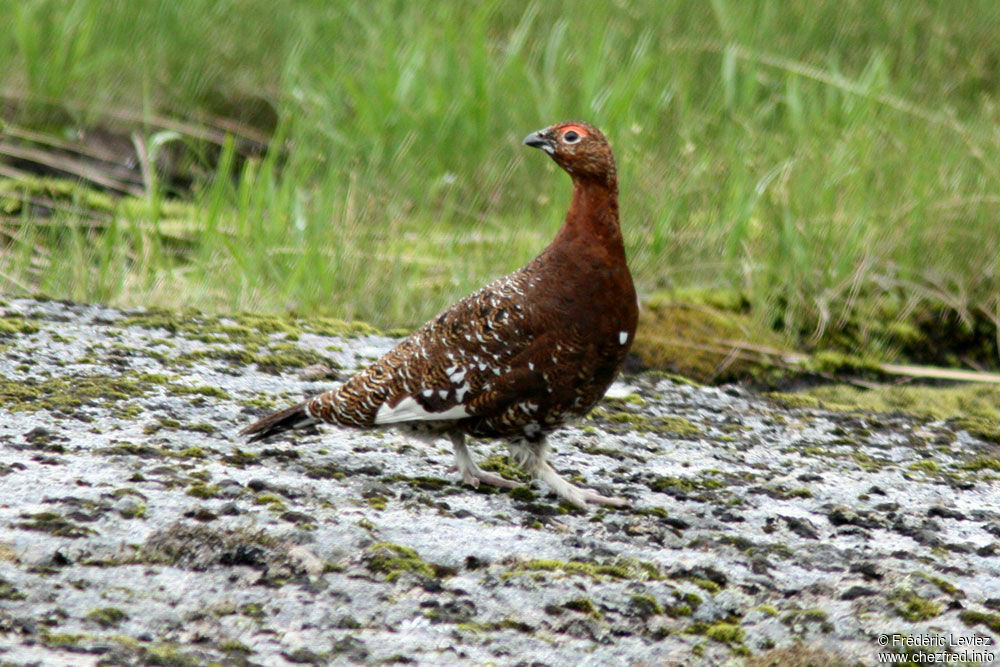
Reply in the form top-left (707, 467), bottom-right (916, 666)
top-left (552, 176), bottom-right (625, 260)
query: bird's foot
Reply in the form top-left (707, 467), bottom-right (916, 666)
top-left (450, 438), bottom-right (520, 489)
top-left (535, 461), bottom-right (629, 510)
top-left (561, 485), bottom-right (630, 510)
top-left (459, 466), bottom-right (520, 489)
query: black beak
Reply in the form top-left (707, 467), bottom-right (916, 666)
top-left (523, 129), bottom-right (554, 152)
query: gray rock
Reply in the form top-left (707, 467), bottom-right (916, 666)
top-left (0, 297), bottom-right (998, 666)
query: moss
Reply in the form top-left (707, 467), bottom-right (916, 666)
top-left (178, 446), bottom-right (207, 459)
top-left (508, 486), bottom-right (537, 502)
top-left (255, 347), bottom-right (335, 371)
top-left (382, 474), bottom-right (451, 490)
top-left (757, 604), bottom-right (779, 616)
top-left (963, 456), bottom-right (1000, 472)
top-left (629, 594), bottom-right (663, 618)
top-left (802, 608), bottom-right (828, 621)
top-left (914, 572), bottom-right (962, 597)
top-left (648, 475), bottom-right (724, 495)
top-left (908, 459), bottom-right (939, 473)
top-left (0, 315), bottom-right (40, 336)
top-left (365, 542), bottom-right (435, 581)
top-left (632, 290), bottom-right (788, 383)
top-left (240, 603), bottom-right (266, 618)
top-left (588, 408), bottom-right (702, 436)
top-left (766, 392), bottom-right (822, 410)
top-left (86, 607), bottom-right (129, 628)
top-left (300, 316), bottom-right (380, 338)
top-left (744, 644), bottom-right (853, 667)
top-left (219, 639), bottom-right (252, 654)
top-left (186, 483), bottom-right (222, 499)
top-left (0, 372), bottom-right (165, 415)
top-left (364, 495), bottom-right (388, 510)
top-left (253, 493), bottom-right (286, 511)
top-left (764, 486), bottom-right (813, 499)
top-left (704, 622), bottom-right (745, 645)
top-left (956, 417), bottom-right (1000, 444)
top-left (478, 455), bottom-right (530, 482)
top-left (691, 578), bottom-right (723, 594)
top-left (223, 448), bottom-right (258, 467)
top-left (959, 610), bottom-right (1000, 633)
top-left (503, 557), bottom-right (662, 582)
top-left (0, 578), bottom-right (25, 600)
top-left (664, 604), bottom-right (692, 617)
top-left (769, 383), bottom-right (1000, 444)
top-left (852, 452), bottom-right (890, 472)
top-left (604, 394), bottom-right (646, 408)
top-left (656, 416), bottom-right (702, 436)
top-left (562, 597), bottom-right (601, 618)
top-left (894, 591), bottom-right (942, 621)
top-left (119, 501), bottom-right (147, 519)
top-left (40, 631), bottom-right (86, 648)
top-left (169, 384), bottom-right (231, 399)
top-left (305, 463), bottom-right (345, 480)
top-left (18, 511), bottom-right (95, 538)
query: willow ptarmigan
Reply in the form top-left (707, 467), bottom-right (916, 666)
top-left (241, 121), bottom-right (638, 508)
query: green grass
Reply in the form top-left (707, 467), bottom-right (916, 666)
top-left (0, 0), bottom-right (998, 363)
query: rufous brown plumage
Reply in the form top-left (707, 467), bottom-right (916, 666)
top-left (240, 121), bottom-right (638, 508)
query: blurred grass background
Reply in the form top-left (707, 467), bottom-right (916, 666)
top-left (0, 0), bottom-right (998, 368)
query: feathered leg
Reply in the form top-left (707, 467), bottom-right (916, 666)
top-left (510, 437), bottom-right (628, 509)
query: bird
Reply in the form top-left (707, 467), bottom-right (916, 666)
top-left (240, 121), bottom-right (638, 509)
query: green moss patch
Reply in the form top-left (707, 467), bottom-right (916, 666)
top-left (632, 290), bottom-right (789, 383)
top-left (122, 307), bottom-right (378, 344)
top-left (770, 382), bottom-right (1000, 444)
top-left (959, 610), bottom-right (1000, 633)
top-left (0, 578), bottom-right (26, 601)
top-left (502, 557), bottom-right (662, 582)
top-left (17, 511), bottom-right (96, 538)
top-left (86, 607), bottom-right (129, 628)
top-left (0, 315), bottom-right (40, 336)
top-left (893, 591), bottom-right (942, 621)
top-left (0, 373), bottom-right (161, 416)
top-left (478, 455), bottom-right (531, 483)
top-left (364, 542), bottom-right (436, 581)
top-left (562, 597), bottom-right (602, 618)
top-left (588, 408), bottom-right (702, 437)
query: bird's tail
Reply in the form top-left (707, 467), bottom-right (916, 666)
top-left (239, 400), bottom-right (320, 442)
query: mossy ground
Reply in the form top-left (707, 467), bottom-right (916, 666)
top-left (630, 288), bottom-right (1000, 443)
top-left (632, 290), bottom-right (789, 384)
top-left (769, 383), bottom-right (1000, 444)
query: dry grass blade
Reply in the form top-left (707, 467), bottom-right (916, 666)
top-left (0, 141), bottom-right (144, 196)
top-left (0, 163), bottom-right (34, 180)
top-left (2, 123), bottom-right (130, 166)
top-left (0, 89), bottom-right (269, 152)
top-left (716, 338), bottom-right (1000, 385)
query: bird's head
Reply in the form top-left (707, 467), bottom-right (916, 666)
top-left (523, 121), bottom-right (616, 184)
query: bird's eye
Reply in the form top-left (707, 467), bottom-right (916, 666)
top-left (562, 130), bottom-right (581, 144)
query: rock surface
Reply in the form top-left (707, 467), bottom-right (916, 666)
top-left (1, 297), bottom-right (999, 666)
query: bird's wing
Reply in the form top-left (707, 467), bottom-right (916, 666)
top-left (309, 271), bottom-right (542, 427)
